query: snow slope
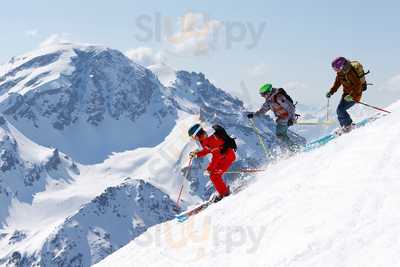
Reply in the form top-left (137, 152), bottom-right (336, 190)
top-left (96, 101), bottom-right (400, 267)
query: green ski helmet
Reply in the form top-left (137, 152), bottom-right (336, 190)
top-left (259, 83), bottom-right (273, 95)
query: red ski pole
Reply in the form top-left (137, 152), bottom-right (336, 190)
top-left (356, 101), bottom-right (391, 114)
top-left (176, 157), bottom-right (193, 210)
top-left (225, 168), bottom-right (266, 174)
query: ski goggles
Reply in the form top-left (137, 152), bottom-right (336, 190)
top-left (260, 91), bottom-right (272, 97)
top-left (333, 65), bottom-right (345, 72)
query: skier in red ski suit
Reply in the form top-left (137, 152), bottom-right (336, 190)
top-left (188, 124), bottom-right (236, 199)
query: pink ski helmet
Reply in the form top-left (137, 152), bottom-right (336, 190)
top-left (331, 57), bottom-right (348, 72)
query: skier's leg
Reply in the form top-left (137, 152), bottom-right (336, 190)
top-left (336, 99), bottom-right (347, 127)
top-left (209, 171), bottom-right (229, 196)
top-left (337, 98), bottom-right (356, 127)
top-left (276, 123), bottom-right (297, 150)
top-left (276, 122), bottom-right (288, 141)
top-left (209, 152), bottom-right (235, 197)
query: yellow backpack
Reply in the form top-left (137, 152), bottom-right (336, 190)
top-left (350, 61), bottom-right (370, 87)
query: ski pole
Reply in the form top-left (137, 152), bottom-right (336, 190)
top-left (295, 121), bottom-right (336, 126)
top-left (176, 157), bottom-right (193, 210)
top-left (249, 118), bottom-right (269, 159)
top-left (327, 98), bottom-right (330, 121)
top-left (225, 169), bottom-right (266, 174)
top-left (356, 101), bottom-right (391, 114)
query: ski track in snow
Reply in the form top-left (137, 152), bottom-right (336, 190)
top-left (95, 101), bottom-right (400, 267)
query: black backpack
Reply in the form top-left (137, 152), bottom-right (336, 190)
top-left (212, 124), bottom-right (237, 154)
top-left (276, 88), bottom-right (295, 105)
top-left (274, 88), bottom-right (299, 126)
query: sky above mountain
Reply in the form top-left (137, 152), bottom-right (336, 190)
top-left (1, 0), bottom-right (399, 108)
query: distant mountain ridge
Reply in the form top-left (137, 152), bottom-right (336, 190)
top-left (0, 44), bottom-right (177, 164)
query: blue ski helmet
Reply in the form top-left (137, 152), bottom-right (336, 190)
top-left (188, 124), bottom-right (203, 137)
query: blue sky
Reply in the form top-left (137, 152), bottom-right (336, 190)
top-left (1, 0), bottom-right (399, 109)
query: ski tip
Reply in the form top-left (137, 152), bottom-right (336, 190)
top-left (175, 215), bottom-right (188, 223)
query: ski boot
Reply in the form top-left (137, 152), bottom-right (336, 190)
top-left (210, 187), bottom-right (231, 203)
top-left (342, 123), bottom-right (355, 133)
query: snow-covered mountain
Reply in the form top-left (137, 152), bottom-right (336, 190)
top-left (4, 179), bottom-right (176, 267)
top-left (96, 101), bottom-right (400, 267)
top-left (0, 115), bottom-right (79, 224)
top-left (0, 115), bottom-right (188, 267)
top-left (0, 44), bottom-right (177, 164)
top-left (0, 43), bottom-right (304, 165)
top-left (0, 43), bottom-right (307, 266)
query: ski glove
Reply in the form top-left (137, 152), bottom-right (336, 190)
top-left (247, 113), bottom-right (254, 119)
top-left (326, 92), bottom-right (333, 98)
top-left (203, 170), bottom-right (210, 176)
top-left (189, 151), bottom-right (198, 158)
top-left (344, 95), bottom-right (354, 102)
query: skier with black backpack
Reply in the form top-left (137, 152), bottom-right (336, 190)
top-left (188, 124), bottom-right (237, 202)
top-left (247, 83), bottom-right (299, 151)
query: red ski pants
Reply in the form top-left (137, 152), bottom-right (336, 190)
top-left (208, 151), bottom-right (236, 196)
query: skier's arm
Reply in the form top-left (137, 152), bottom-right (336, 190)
top-left (329, 76), bottom-right (341, 95)
top-left (196, 147), bottom-right (210, 158)
top-left (255, 103), bottom-right (270, 116)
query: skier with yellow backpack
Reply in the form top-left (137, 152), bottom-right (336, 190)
top-left (326, 57), bottom-right (370, 133)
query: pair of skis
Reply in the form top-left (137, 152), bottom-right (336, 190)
top-left (175, 180), bottom-right (249, 223)
top-left (304, 114), bottom-right (385, 152)
top-left (175, 200), bottom-right (213, 222)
